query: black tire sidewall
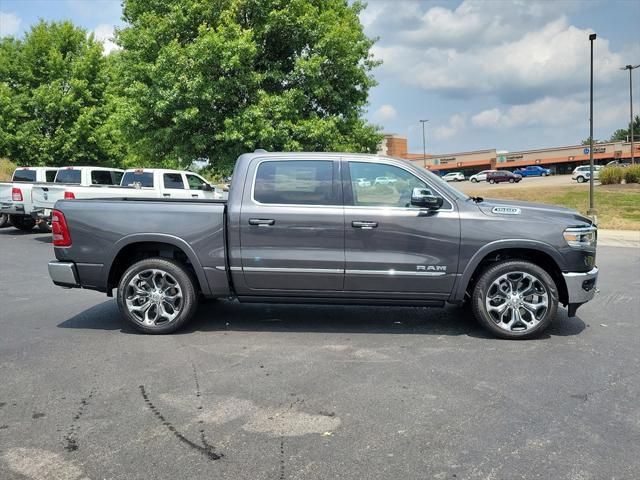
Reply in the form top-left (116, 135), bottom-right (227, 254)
top-left (9, 215), bottom-right (35, 231)
top-left (472, 260), bottom-right (559, 339)
top-left (116, 257), bottom-right (198, 334)
top-left (0, 214), bottom-right (8, 228)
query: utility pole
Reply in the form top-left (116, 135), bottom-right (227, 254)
top-left (588, 33), bottom-right (597, 218)
top-left (621, 64), bottom-right (639, 164)
top-left (420, 119), bottom-right (429, 169)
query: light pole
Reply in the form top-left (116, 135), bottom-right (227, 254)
top-left (621, 64), bottom-right (639, 164)
top-left (420, 119), bottom-right (429, 168)
top-left (588, 33), bottom-right (597, 218)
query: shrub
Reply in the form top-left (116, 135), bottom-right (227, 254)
top-left (600, 166), bottom-right (624, 185)
top-left (623, 164), bottom-right (640, 184)
top-left (0, 158), bottom-right (17, 182)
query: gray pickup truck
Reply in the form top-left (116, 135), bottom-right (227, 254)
top-left (47, 152), bottom-right (598, 339)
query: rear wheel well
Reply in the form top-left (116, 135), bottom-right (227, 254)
top-left (465, 248), bottom-right (567, 305)
top-left (107, 242), bottom-right (200, 295)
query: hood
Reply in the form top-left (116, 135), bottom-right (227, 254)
top-left (476, 198), bottom-right (593, 227)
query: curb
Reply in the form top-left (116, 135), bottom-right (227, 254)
top-left (598, 229), bottom-right (640, 248)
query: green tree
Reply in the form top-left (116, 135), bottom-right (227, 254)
top-left (609, 115), bottom-right (640, 142)
top-left (113, 0), bottom-right (382, 173)
top-left (0, 21), bottom-right (121, 167)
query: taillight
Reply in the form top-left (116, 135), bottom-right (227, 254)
top-left (52, 209), bottom-right (72, 247)
top-left (64, 191), bottom-right (75, 199)
top-left (12, 187), bottom-right (23, 202)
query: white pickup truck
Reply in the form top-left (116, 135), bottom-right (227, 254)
top-left (0, 166), bottom-right (59, 230)
top-left (31, 168), bottom-right (223, 222)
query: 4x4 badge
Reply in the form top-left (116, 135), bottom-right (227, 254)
top-left (492, 206), bottom-right (521, 215)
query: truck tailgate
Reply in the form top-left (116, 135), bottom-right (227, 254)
top-left (32, 185), bottom-right (66, 210)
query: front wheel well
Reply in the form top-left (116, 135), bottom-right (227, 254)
top-left (107, 242), bottom-right (201, 295)
top-left (465, 248), bottom-right (568, 305)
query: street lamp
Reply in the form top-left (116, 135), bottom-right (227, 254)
top-left (588, 33), bottom-right (597, 218)
top-left (621, 64), bottom-right (639, 164)
top-left (420, 119), bottom-right (429, 168)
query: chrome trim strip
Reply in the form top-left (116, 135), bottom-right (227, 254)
top-left (243, 267), bottom-right (343, 274)
top-left (562, 267), bottom-right (598, 277)
top-left (214, 266), bottom-right (226, 271)
top-left (345, 269), bottom-right (446, 277)
top-left (229, 266), bottom-right (242, 271)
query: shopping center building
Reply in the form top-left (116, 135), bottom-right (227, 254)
top-left (378, 135), bottom-right (640, 175)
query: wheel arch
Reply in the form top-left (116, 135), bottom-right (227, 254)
top-left (453, 241), bottom-right (568, 305)
top-left (106, 234), bottom-right (211, 296)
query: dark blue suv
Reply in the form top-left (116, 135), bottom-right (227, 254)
top-left (513, 166), bottom-right (551, 177)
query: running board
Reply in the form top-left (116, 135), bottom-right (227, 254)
top-left (237, 296), bottom-right (445, 308)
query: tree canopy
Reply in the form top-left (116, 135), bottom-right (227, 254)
top-left (112, 0), bottom-right (382, 172)
top-left (0, 21), bottom-right (120, 167)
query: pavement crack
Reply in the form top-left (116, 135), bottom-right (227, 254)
top-left (279, 438), bottom-right (285, 480)
top-left (138, 385), bottom-right (222, 461)
top-left (63, 387), bottom-right (96, 452)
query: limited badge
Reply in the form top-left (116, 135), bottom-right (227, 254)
top-left (492, 206), bottom-right (521, 215)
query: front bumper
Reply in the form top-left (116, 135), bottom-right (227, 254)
top-left (562, 267), bottom-right (598, 304)
top-left (48, 261), bottom-right (80, 288)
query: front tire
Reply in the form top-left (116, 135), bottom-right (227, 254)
top-left (576, 176), bottom-right (585, 183)
top-left (489, 179), bottom-right (495, 184)
top-left (509, 178), bottom-right (515, 183)
top-left (471, 260), bottom-right (558, 339)
top-left (471, 178), bottom-right (478, 183)
top-left (9, 215), bottom-right (35, 231)
top-left (117, 258), bottom-right (199, 334)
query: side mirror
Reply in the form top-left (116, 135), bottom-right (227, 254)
top-left (411, 187), bottom-right (443, 210)
top-left (203, 183), bottom-right (213, 192)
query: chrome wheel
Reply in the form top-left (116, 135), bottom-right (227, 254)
top-left (125, 269), bottom-right (183, 326)
top-left (485, 271), bottom-right (549, 332)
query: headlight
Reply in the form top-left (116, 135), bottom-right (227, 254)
top-left (563, 226), bottom-right (597, 248)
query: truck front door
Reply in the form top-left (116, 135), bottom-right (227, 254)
top-left (342, 159), bottom-right (460, 298)
top-left (238, 158), bottom-right (344, 292)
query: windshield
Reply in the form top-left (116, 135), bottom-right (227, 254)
top-left (421, 168), bottom-right (470, 201)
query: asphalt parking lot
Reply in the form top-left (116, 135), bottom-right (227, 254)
top-left (1, 227), bottom-right (639, 480)
top-left (458, 173), bottom-right (590, 193)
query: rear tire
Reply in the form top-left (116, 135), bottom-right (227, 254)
top-left (509, 178), bottom-right (515, 183)
top-left (117, 257), bottom-right (199, 334)
top-left (9, 215), bottom-right (35, 231)
top-left (0, 213), bottom-right (8, 228)
top-left (471, 260), bottom-right (558, 339)
top-left (471, 178), bottom-right (478, 183)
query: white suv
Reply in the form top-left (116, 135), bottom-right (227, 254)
top-left (469, 170), bottom-right (496, 183)
top-left (572, 165), bottom-right (602, 183)
top-left (442, 171), bottom-right (465, 182)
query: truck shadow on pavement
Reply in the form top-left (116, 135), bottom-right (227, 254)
top-left (57, 298), bottom-right (587, 339)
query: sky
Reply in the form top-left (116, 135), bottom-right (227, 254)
top-left (1, 0), bottom-right (639, 155)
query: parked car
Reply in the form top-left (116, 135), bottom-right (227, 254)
top-left (356, 177), bottom-right (372, 187)
top-left (572, 165), bottom-right (603, 183)
top-left (32, 168), bottom-right (223, 223)
top-left (48, 151), bottom-right (598, 340)
top-left (0, 166), bottom-right (59, 231)
top-left (469, 170), bottom-right (497, 183)
top-left (605, 161), bottom-right (630, 168)
top-left (374, 176), bottom-right (397, 185)
top-left (442, 171), bottom-right (465, 182)
top-left (486, 171), bottom-right (522, 184)
top-left (513, 166), bottom-right (551, 177)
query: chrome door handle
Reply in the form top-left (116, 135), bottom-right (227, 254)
top-left (352, 221), bottom-right (378, 229)
top-left (249, 218), bottom-right (275, 226)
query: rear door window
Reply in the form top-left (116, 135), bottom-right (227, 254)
top-left (253, 160), bottom-right (336, 205)
top-left (121, 171), bottom-right (154, 187)
top-left (163, 173), bottom-right (185, 190)
top-left (12, 169), bottom-right (37, 182)
top-left (55, 169), bottom-right (82, 184)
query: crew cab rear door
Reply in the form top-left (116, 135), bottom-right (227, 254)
top-left (342, 157), bottom-right (460, 297)
top-left (237, 157), bottom-right (344, 293)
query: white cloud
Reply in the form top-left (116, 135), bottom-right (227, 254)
top-left (434, 114), bottom-right (466, 140)
top-left (471, 97), bottom-right (584, 129)
top-left (0, 12), bottom-right (21, 37)
top-left (363, 1), bottom-right (633, 105)
top-left (91, 24), bottom-right (120, 55)
top-left (372, 104), bottom-right (398, 123)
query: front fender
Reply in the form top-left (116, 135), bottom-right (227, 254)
top-left (451, 239), bottom-right (565, 302)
